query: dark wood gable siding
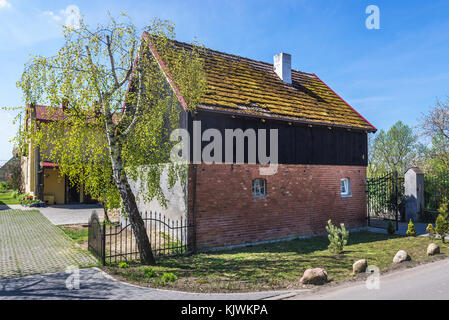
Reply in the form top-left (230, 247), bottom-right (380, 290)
top-left (187, 110), bottom-right (368, 166)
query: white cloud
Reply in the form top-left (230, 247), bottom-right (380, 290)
top-left (43, 5), bottom-right (80, 29)
top-left (44, 10), bottom-right (62, 21)
top-left (0, 0), bottom-right (11, 9)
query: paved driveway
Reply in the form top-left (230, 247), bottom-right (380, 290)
top-left (0, 209), bottom-right (97, 278)
top-left (0, 267), bottom-right (293, 300)
top-left (5, 204), bottom-right (103, 225)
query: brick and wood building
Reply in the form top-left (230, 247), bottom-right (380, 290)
top-left (138, 36), bottom-right (377, 251)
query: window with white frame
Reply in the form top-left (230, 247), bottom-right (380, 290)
top-left (252, 178), bottom-right (266, 197)
top-left (340, 178), bottom-right (351, 197)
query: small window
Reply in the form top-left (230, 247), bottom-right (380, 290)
top-left (252, 179), bottom-right (266, 197)
top-left (341, 178), bottom-right (351, 197)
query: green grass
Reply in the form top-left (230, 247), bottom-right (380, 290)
top-left (0, 190), bottom-right (20, 205)
top-left (59, 225), bottom-right (89, 244)
top-left (105, 231), bottom-right (449, 293)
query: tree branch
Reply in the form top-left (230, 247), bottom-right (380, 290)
top-left (106, 35), bottom-right (119, 88)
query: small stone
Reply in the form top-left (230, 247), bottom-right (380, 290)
top-left (427, 243), bottom-right (440, 256)
top-left (352, 259), bottom-right (368, 274)
top-left (393, 250), bottom-right (411, 264)
top-left (300, 268), bottom-right (328, 285)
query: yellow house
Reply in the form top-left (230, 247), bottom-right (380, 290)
top-left (21, 104), bottom-right (91, 205)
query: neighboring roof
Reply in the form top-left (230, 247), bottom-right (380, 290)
top-left (145, 36), bottom-right (376, 132)
top-left (31, 105), bottom-right (65, 122)
top-left (27, 104), bottom-right (121, 124)
top-left (41, 161), bottom-right (58, 168)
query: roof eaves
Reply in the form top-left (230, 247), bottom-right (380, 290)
top-left (198, 104), bottom-right (374, 132)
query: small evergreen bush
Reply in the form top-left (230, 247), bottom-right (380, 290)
top-left (387, 221), bottom-right (395, 235)
top-left (325, 220), bottom-right (349, 254)
top-left (435, 201), bottom-right (449, 243)
top-left (426, 223), bottom-right (435, 238)
top-left (406, 219), bottom-right (417, 237)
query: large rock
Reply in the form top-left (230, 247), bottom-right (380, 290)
top-left (427, 243), bottom-right (440, 256)
top-left (393, 250), bottom-right (411, 264)
top-left (352, 259), bottom-right (368, 274)
top-left (300, 268), bottom-right (328, 285)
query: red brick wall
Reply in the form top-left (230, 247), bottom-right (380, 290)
top-left (188, 164), bottom-right (367, 250)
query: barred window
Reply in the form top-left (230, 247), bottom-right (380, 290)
top-left (341, 178), bottom-right (351, 197)
top-left (252, 178), bottom-right (266, 197)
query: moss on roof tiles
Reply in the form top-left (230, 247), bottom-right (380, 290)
top-left (157, 41), bottom-right (375, 131)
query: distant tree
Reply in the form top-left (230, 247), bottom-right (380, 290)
top-left (16, 14), bottom-right (206, 264)
top-left (419, 98), bottom-right (449, 174)
top-left (368, 121), bottom-right (421, 176)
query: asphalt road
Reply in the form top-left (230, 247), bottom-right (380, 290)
top-left (289, 258), bottom-right (449, 300)
top-left (0, 268), bottom-right (292, 300)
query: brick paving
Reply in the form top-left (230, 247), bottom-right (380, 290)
top-left (0, 209), bottom-right (98, 279)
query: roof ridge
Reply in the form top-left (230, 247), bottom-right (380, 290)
top-left (170, 39), bottom-right (316, 77)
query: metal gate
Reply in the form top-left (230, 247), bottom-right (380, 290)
top-left (87, 211), bottom-right (105, 265)
top-left (367, 171), bottom-right (404, 230)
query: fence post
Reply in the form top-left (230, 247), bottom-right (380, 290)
top-left (404, 167), bottom-right (425, 223)
top-left (394, 171), bottom-right (399, 231)
top-left (102, 221), bottom-right (106, 266)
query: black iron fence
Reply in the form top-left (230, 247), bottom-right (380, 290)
top-left (367, 171), bottom-right (404, 230)
top-left (88, 210), bottom-right (194, 265)
top-left (424, 172), bottom-right (449, 212)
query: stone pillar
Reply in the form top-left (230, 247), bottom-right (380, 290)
top-left (404, 167), bottom-right (424, 222)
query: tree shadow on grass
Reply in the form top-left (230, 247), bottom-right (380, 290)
top-left (151, 232), bottom-right (402, 282)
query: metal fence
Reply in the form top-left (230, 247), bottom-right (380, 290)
top-left (424, 172), bottom-right (449, 212)
top-left (367, 171), bottom-right (404, 230)
top-left (88, 210), bottom-right (194, 265)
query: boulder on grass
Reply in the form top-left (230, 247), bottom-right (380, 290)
top-left (427, 243), bottom-right (440, 256)
top-left (352, 259), bottom-right (368, 274)
top-left (300, 268), bottom-right (328, 285)
top-left (393, 250), bottom-right (411, 264)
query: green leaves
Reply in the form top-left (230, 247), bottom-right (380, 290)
top-left (368, 121), bottom-right (420, 176)
top-left (17, 13), bottom-right (206, 211)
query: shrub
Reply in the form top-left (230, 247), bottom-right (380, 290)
top-left (140, 266), bottom-right (156, 278)
top-left (435, 213), bottom-right (449, 243)
top-left (387, 221), bottom-right (395, 235)
top-left (406, 219), bottom-right (417, 237)
top-left (325, 220), bottom-right (349, 254)
top-left (0, 181), bottom-right (9, 192)
top-left (161, 272), bottom-right (177, 282)
top-left (118, 262), bottom-right (129, 269)
top-left (11, 190), bottom-right (19, 199)
top-left (426, 223), bottom-right (436, 239)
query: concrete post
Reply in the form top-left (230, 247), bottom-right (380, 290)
top-left (404, 167), bottom-right (424, 222)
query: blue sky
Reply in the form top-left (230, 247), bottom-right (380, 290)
top-left (0, 0), bottom-right (448, 160)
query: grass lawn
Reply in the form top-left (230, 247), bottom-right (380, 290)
top-left (59, 225), bottom-right (89, 249)
top-left (104, 231), bottom-right (449, 293)
top-left (0, 190), bottom-right (20, 205)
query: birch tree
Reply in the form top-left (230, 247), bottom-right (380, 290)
top-left (17, 14), bottom-right (206, 265)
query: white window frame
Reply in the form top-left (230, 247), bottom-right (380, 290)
top-left (340, 178), bottom-right (351, 197)
top-left (252, 178), bottom-right (266, 198)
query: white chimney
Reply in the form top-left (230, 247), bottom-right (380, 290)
top-left (273, 52), bottom-right (292, 84)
